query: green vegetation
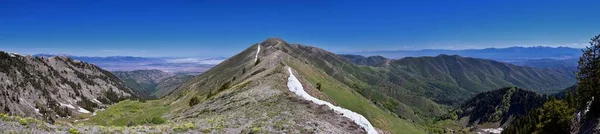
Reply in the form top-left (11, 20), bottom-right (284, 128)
top-left (576, 34), bottom-right (600, 115)
top-left (68, 128), bottom-right (80, 134)
top-left (456, 87), bottom-right (548, 126)
top-left (189, 96), bottom-right (200, 106)
top-left (288, 61), bottom-right (426, 134)
top-left (503, 99), bottom-right (575, 133)
top-left (80, 100), bottom-right (170, 126)
top-left (18, 118), bottom-right (27, 125)
top-left (425, 119), bottom-right (468, 134)
top-left (173, 123), bottom-right (195, 132)
top-left (537, 99), bottom-right (575, 133)
top-left (112, 70), bottom-right (195, 99)
top-left (504, 34), bottom-right (600, 133)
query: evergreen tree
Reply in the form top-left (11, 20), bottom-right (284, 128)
top-left (536, 99), bottom-right (575, 133)
top-left (576, 34), bottom-right (600, 113)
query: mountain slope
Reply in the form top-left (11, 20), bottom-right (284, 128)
top-left (163, 38), bottom-right (426, 133)
top-left (338, 54), bottom-right (391, 67)
top-left (112, 70), bottom-right (193, 98)
top-left (341, 54), bottom-right (576, 105)
top-left (0, 51), bottom-right (135, 123)
top-left (511, 58), bottom-right (578, 70)
top-left (456, 87), bottom-right (548, 128)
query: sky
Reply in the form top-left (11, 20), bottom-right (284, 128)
top-left (1, 0), bottom-right (599, 57)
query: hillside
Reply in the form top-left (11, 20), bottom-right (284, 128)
top-left (511, 58), bottom-right (578, 70)
top-left (340, 54), bottom-right (576, 105)
top-left (112, 70), bottom-right (194, 98)
top-left (338, 54), bottom-right (391, 66)
top-left (456, 87), bottom-right (548, 128)
top-left (0, 51), bottom-right (135, 123)
top-left (161, 38), bottom-right (426, 133)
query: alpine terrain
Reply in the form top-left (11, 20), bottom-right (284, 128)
top-left (0, 38), bottom-right (586, 134)
top-left (0, 51), bottom-right (136, 124)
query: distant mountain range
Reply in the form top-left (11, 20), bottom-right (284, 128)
top-left (34, 54), bottom-right (225, 73)
top-left (347, 46), bottom-right (582, 62)
top-left (510, 58), bottom-right (579, 70)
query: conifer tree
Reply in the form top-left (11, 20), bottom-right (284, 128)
top-left (576, 34), bottom-right (600, 113)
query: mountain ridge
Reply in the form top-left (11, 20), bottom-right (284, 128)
top-left (0, 51), bottom-right (136, 123)
top-left (162, 38), bottom-right (425, 133)
top-left (348, 46), bottom-right (582, 62)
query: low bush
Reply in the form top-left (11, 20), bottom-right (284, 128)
top-left (189, 96), bottom-right (200, 106)
top-left (68, 128), bottom-right (79, 134)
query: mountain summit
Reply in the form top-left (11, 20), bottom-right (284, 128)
top-left (162, 38), bottom-right (424, 133)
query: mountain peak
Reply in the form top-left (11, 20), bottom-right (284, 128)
top-left (260, 37), bottom-right (288, 47)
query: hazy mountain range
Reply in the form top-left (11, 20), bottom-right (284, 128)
top-left (34, 54), bottom-right (225, 74)
top-left (348, 46), bottom-right (582, 62)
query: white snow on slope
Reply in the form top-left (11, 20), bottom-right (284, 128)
top-left (286, 67), bottom-right (378, 134)
top-left (478, 128), bottom-right (503, 134)
top-left (19, 98), bottom-right (41, 115)
top-left (60, 102), bottom-right (90, 113)
top-left (59, 102), bottom-right (76, 109)
top-left (91, 99), bottom-right (102, 104)
top-left (254, 45), bottom-right (261, 63)
top-left (78, 107), bottom-right (91, 114)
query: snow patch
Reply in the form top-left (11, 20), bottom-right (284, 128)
top-left (91, 99), bottom-right (102, 104)
top-left (78, 107), bottom-right (91, 114)
top-left (585, 97), bottom-right (594, 114)
top-left (254, 44), bottom-right (261, 63)
top-left (8, 53), bottom-right (19, 57)
top-left (286, 67), bottom-right (377, 134)
top-left (478, 128), bottom-right (503, 134)
top-left (19, 98), bottom-right (41, 115)
top-left (60, 102), bottom-right (76, 109)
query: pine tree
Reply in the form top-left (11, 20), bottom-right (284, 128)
top-left (576, 34), bottom-right (600, 113)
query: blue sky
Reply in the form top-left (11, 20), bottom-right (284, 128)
top-left (1, 0), bottom-right (599, 57)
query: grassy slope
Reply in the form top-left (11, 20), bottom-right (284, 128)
top-left (288, 45), bottom-right (446, 123)
top-left (387, 55), bottom-right (575, 104)
top-left (80, 100), bottom-right (170, 126)
top-left (287, 60), bottom-right (426, 134)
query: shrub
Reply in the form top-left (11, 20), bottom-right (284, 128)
top-left (68, 128), bottom-right (80, 134)
top-left (145, 117), bottom-right (166, 125)
top-left (189, 96), bottom-right (200, 106)
top-left (173, 123), bottom-right (195, 132)
top-left (18, 118), bottom-right (27, 125)
top-left (316, 83), bottom-right (322, 91)
top-left (0, 113), bottom-right (9, 121)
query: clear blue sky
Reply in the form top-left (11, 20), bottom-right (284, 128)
top-left (1, 0), bottom-right (598, 57)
